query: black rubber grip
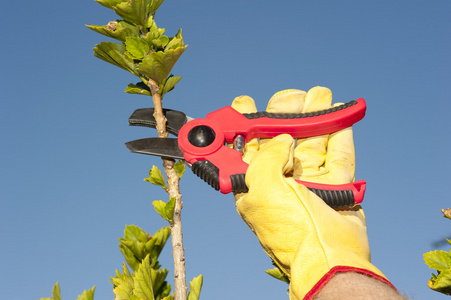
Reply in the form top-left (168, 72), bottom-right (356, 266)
top-left (230, 175), bottom-right (355, 208)
top-left (230, 174), bottom-right (247, 193)
top-left (243, 100), bottom-right (357, 119)
top-left (306, 188), bottom-right (355, 208)
top-left (193, 161), bottom-right (356, 207)
top-left (192, 160), bottom-right (220, 191)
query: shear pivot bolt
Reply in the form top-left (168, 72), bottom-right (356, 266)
top-left (188, 125), bottom-right (216, 147)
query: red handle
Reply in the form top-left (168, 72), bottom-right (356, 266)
top-left (178, 99), bottom-right (366, 199)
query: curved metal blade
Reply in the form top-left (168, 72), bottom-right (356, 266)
top-left (125, 138), bottom-right (184, 160)
top-left (128, 108), bottom-right (190, 136)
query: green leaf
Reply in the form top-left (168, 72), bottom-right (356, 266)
top-left (187, 274), bottom-right (203, 300)
top-left (165, 37), bottom-right (183, 51)
top-left (86, 21), bottom-right (140, 42)
top-left (165, 197), bottom-right (176, 221)
top-left (152, 198), bottom-right (175, 222)
top-left (429, 269), bottom-right (451, 295)
top-left (121, 238), bottom-right (148, 267)
top-left (76, 286), bottom-right (96, 300)
top-left (141, 17), bottom-right (167, 50)
top-left (119, 239), bottom-right (141, 271)
top-left (133, 255), bottom-right (155, 300)
top-left (152, 200), bottom-right (168, 220)
top-left (161, 75), bottom-right (182, 96)
top-left (143, 16), bottom-right (164, 40)
top-left (40, 282), bottom-right (62, 300)
top-left (119, 225), bottom-right (170, 271)
top-left (165, 29), bottom-right (184, 51)
top-left (137, 46), bottom-right (187, 86)
top-left (424, 250), bottom-right (451, 271)
top-left (114, 0), bottom-right (149, 27)
top-left (148, 0), bottom-right (165, 16)
top-left (265, 266), bottom-right (290, 283)
top-left (125, 36), bottom-right (150, 59)
top-left (155, 282), bottom-right (172, 300)
top-left (173, 160), bottom-right (185, 178)
top-left (118, 20), bottom-right (142, 34)
top-left (112, 263), bottom-right (134, 299)
top-left (95, 0), bottom-right (126, 9)
top-left (144, 165), bottom-right (167, 189)
top-left (147, 226), bottom-right (171, 266)
top-left (52, 282), bottom-right (62, 300)
top-left (152, 36), bottom-right (170, 51)
top-left (151, 268), bottom-right (169, 295)
top-left (93, 41), bottom-right (139, 76)
top-left (125, 82), bottom-right (152, 96)
top-left (175, 28), bottom-right (183, 39)
top-left (112, 226), bottom-right (172, 299)
top-left (124, 224), bottom-right (149, 243)
top-left (119, 225), bottom-right (149, 271)
top-left (161, 296), bottom-right (174, 300)
top-left (434, 269), bottom-right (451, 289)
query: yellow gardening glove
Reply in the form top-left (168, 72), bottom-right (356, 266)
top-left (232, 87), bottom-right (393, 300)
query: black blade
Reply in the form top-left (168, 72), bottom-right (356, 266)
top-left (125, 138), bottom-right (184, 160)
top-left (128, 108), bottom-right (188, 136)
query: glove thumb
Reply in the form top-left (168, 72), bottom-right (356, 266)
top-left (245, 134), bottom-right (295, 193)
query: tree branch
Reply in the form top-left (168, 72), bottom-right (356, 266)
top-left (164, 159), bottom-right (187, 300)
top-left (149, 80), bottom-right (188, 300)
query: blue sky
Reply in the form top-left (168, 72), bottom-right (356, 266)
top-left (1, 0), bottom-right (450, 299)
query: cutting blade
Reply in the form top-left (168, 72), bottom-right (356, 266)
top-left (125, 138), bottom-right (184, 160)
top-left (128, 108), bottom-right (192, 136)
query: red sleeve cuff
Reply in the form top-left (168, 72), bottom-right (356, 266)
top-left (303, 266), bottom-right (397, 300)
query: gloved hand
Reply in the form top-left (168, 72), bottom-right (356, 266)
top-left (231, 87), bottom-right (394, 300)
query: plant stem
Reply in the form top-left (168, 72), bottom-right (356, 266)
top-left (164, 159), bottom-right (187, 300)
top-left (149, 80), bottom-right (187, 300)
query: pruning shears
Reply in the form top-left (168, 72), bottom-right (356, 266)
top-left (125, 98), bottom-right (367, 208)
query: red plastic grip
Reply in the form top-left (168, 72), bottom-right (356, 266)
top-left (178, 98), bottom-right (366, 197)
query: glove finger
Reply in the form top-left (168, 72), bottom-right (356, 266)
top-left (298, 104), bottom-right (356, 185)
top-left (259, 89), bottom-right (306, 150)
top-left (245, 134), bottom-right (295, 193)
top-left (231, 95), bottom-right (259, 164)
top-left (323, 109), bottom-right (362, 222)
top-left (231, 95), bottom-right (258, 114)
top-left (266, 89), bottom-right (306, 113)
top-left (236, 134), bottom-right (312, 270)
top-left (293, 86), bottom-right (333, 178)
top-left (237, 134), bottom-right (298, 243)
top-left (323, 125), bottom-right (356, 184)
top-left (303, 85), bottom-right (333, 112)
